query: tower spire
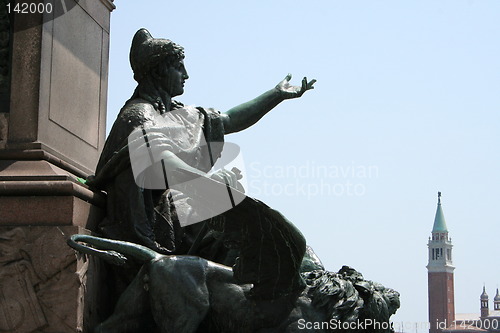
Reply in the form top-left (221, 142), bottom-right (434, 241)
top-left (432, 191), bottom-right (448, 233)
top-left (481, 285), bottom-right (489, 300)
top-left (427, 191), bottom-right (455, 333)
top-left (494, 288), bottom-right (500, 311)
top-left (481, 286), bottom-right (489, 318)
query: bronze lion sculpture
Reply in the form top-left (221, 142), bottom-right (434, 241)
top-left (68, 234), bottom-right (399, 333)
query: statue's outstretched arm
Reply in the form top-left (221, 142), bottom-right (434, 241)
top-left (221, 74), bottom-right (316, 134)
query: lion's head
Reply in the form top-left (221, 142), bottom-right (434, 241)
top-left (303, 266), bottom-right (400, 332)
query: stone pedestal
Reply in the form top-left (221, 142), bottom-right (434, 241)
top-left (0, 226), bottom-right (112, 333)
top-left (7, 0), bottom-right (114, 175)
top-left (0, 0), bottom-right (115, 332)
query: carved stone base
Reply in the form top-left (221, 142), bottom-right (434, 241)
top-left (0, 158), bottom-right (105, 228)
top-left (0, 226), bottom-right (111, 333)
top-left (0, 155), bottom-right (110, 332)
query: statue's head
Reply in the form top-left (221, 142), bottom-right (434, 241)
top-left (130, 28), bottom-right (188, 97)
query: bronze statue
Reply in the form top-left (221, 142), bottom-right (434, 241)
top-left (72, 28), bottom-right (400, 332)
top-left (69, 234), bottom-right (400, 333)
top-left (89, 28), bottom-right (315, 252)
top-left (87, 28), bottom-right (316, 299)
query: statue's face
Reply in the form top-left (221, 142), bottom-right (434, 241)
top-left (161, 59), bottom-right (189, 97)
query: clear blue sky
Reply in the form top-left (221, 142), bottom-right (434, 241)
top-left (106, 1), bottom-right (500, 331)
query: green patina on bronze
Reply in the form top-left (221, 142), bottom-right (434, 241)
top-left (68, 28), bottom-right (399, 332)
top-left (69, 234), bottom-right (400, 333)
top-left (88, 28), bottom-right (316, 300)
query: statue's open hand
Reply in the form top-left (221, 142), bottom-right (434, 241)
top-left (276, 74), bottom-right (316, 99)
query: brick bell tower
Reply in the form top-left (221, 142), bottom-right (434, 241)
top-left (427, 192), bottom-right (455, 333)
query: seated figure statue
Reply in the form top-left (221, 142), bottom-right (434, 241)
top-left (73, 28), bottom-right (400, 332)
top-left (87, 28), bottom-right (315, 299)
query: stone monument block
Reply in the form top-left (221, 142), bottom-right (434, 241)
top-left (0, 1), bottom-right (115, 332)
top-left (6, 0), bottom-right (115, 175)
top-left (0, 159), bottom-right (105, 226)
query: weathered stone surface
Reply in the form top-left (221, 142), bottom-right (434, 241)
top-left (0, 113), bottom-right (7, 149)
top-left (0, 159), bottom-right (105, 228)
top-left (0, 195), bottom-right (104, 228)
top-left (0, 1), bottom-right (115, 332)
top-left (7, 0), bottom-right (114, 176)
top-left (0, 226), bottom-right (110, 333)
top-left (0, 0), bottom-right (10, 113)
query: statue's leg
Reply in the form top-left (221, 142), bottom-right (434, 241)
top-left (225, 197), bottom-right (307, 299)
top-left (147, 256), bottom-right (210, 333)
top-left (94, 267), bottom-right (154, 333)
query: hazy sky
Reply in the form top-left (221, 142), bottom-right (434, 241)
top-left (105, 1), bottom-right (500, 331)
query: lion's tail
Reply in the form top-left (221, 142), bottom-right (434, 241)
top-left (67, 234), bottom-right (161, 265)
